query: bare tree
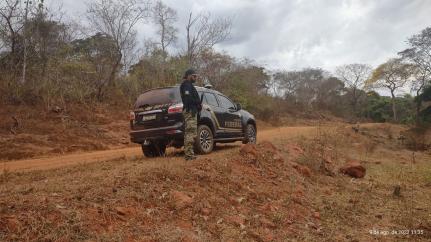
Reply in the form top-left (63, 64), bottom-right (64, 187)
top-left (335, 63), bottom-right (372, 116)
top-left (152, 0), bottom-right (177, 57)
top-left (399, 27), bottom-right (431, 124)
top-left (86, 0), bottom-right (149, 100)
top-left (185, 12), bottom-right (232, 65)
top-left (367, 58), bottom-right (412, 121)
top-left (0, 0), bottom-right (24, 64)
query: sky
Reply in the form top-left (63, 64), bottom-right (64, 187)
top-left (47, 0), bottom-right (431, 73)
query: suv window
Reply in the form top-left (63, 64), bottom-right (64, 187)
top-left (203, 93), bottom-right (219, 107)
top-left (134, 87), bottom-right (181, 108)
top-left (217, 95), bottom-right (235, 109)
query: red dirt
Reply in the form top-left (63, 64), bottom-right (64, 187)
top-left (1, 122), bottom-right (430, 241)
top-left (1, 126), bottom-right (317, 172)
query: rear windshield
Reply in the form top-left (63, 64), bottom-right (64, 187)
top-left (134, 87), bottom-right (181, 108)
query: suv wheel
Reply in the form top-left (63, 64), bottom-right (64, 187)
top-left (244, 124), bottom-right (257, 144)
top-left (142, 142), bottom-right (166, 157)
top-left (195, 125), bottom-right (214, 154)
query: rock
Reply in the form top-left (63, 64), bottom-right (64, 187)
top-left (292, 162), bottom-right (312, 177)
top-left (120, 138), bottom-right (129, 145)
top-left (51, 106), bottom-right (63, 113)
top-left (259, 141), bottom-right (278, 153)
top-left (260, 217), bottom-right (276, 228)
top-left (4, 216), bottom-right (20, 232)
top-left (260, 203), bottom-right (279, 212)
top-left (313, 212), bottom-right (320, 220)
top-left (249, 229), bottom-right (274, 242)
top-left (115, 207), bottom-right (129, 216)
top-left (226, 215), bottom-right (246, 228)
top-left (339, 160), bottom-right (366, 178)
top-left (55, 204), bottom-right (66, 209)
top-left (320, 161), bottom-right (335, 177)
top-left (201, 208), bottom-right (211, 216)
top-left (285, 143), bottom-right (305, 160)
top-left (171, 191), bottom-right (193, 210)
top-left (393, 185), bottom-right (401, 197)
top-left (272, 153), bottom-right (284, 162)
top-left (240, 144), bottom-right (258, 163)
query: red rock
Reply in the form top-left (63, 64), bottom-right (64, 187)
top-left (259, 141), bottom-right (278, 152)
top-left (225, 215), bottom-right (245, 227)
top-left (339, 160), bottom-right (366, 178)
top-left (313, 212), bottom-right (320, 220)
top-left (323, 156), bottom-right (333, 164)
top-left (263, 231), bottom-right (274, 242)
top-left (4, 216), bottom-right (20, 232)
top-left (295, 187), bottom-right (305, 197)
top-left (284, 143), bottom-right (305, 160)
top-left (272, 153), bottom-right (284, 162)
top-left (240, 144), bottom-right (258, 162)
top-left (292, 162), bottom-right (312, 177)
top-left (260, 217), bottom-right (276, 228)
top-left (201, 208), bottom-right (211, 216)
top-left (260, 203), bottom-right (279, 212)
top-left (115, 207), bottom-right (131, 216)
top-left (171, 191), bottom-right (193, 210)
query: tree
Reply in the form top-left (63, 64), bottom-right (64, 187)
top-left (0, 0), bottom-right (24, 74)
top-left (152, 0), bottom-right (177, 57)
top-left (417, 85), bottom-right (431, 123)
top-left (399, 27), bottom-right (431, 125)
top-left (185, 12), bottom-right (232, 65)
top-left (70, 33), bottom-right (119, 100)
top-left (86, 0), bottom-right (149, 100)
top-left (273, 71), bottom-right (301, 100)
top-left (315, 76), bottom-right (345, 111)
top-left (367, 58), bottom-right (412, 122)
top-left (292, 68), bottom-right (328, 109)
top-left (194, 49), bottom-right (234, 89)
top-left (335, 63), bottom-right (372, 117)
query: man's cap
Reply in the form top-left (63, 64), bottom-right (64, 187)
top-left (184, 68), bottom-right (197, 78)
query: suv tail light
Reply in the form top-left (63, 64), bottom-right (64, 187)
top-left (168, 103), bottom-right (183, 114)
top-left (129, 111), bottom-right (136, 121)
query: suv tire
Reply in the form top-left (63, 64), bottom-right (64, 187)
top-left (244, 124), bottom-right (257, 144)
top-left (142, 142), bottom-right (166, 157)
top-left (195, 125), bottom-right (214, 154)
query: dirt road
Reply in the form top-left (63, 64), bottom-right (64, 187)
top-left (1, 126), bottom-right (318, 172)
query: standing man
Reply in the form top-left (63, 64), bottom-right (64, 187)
top-left (180, 69), bottom-right (202, 160)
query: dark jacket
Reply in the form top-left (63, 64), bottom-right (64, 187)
top-left (180, 80), bottom-right (201, 114)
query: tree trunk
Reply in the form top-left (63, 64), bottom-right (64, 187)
top-left (416, 99), bottom-right (421, 126)
top-left (391, 90), bottom-right (397, 122)
top-left (415, 88), bottom-right (422, 126)
top-left (98, 53), bottom-right (122, 101)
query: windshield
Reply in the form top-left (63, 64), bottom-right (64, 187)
top-left (134, 87), bottom-right (181, 108)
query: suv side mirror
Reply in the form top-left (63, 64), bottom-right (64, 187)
top-left (236, 103), bottom-right (242, 111)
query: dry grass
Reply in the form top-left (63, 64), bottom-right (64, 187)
top-left (1, 122), bottom-right (430, 241)
top-left (293, 123), bottom-right (431, 241)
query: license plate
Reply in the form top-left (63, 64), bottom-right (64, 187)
top-left (142, 114), bottom-right (156, 121)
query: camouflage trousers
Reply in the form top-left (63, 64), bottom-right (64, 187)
top-left (183, 110), bottom-right (197, 159)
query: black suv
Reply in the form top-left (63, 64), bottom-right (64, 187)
top-left (129, 85), bottom-right (257, 157)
